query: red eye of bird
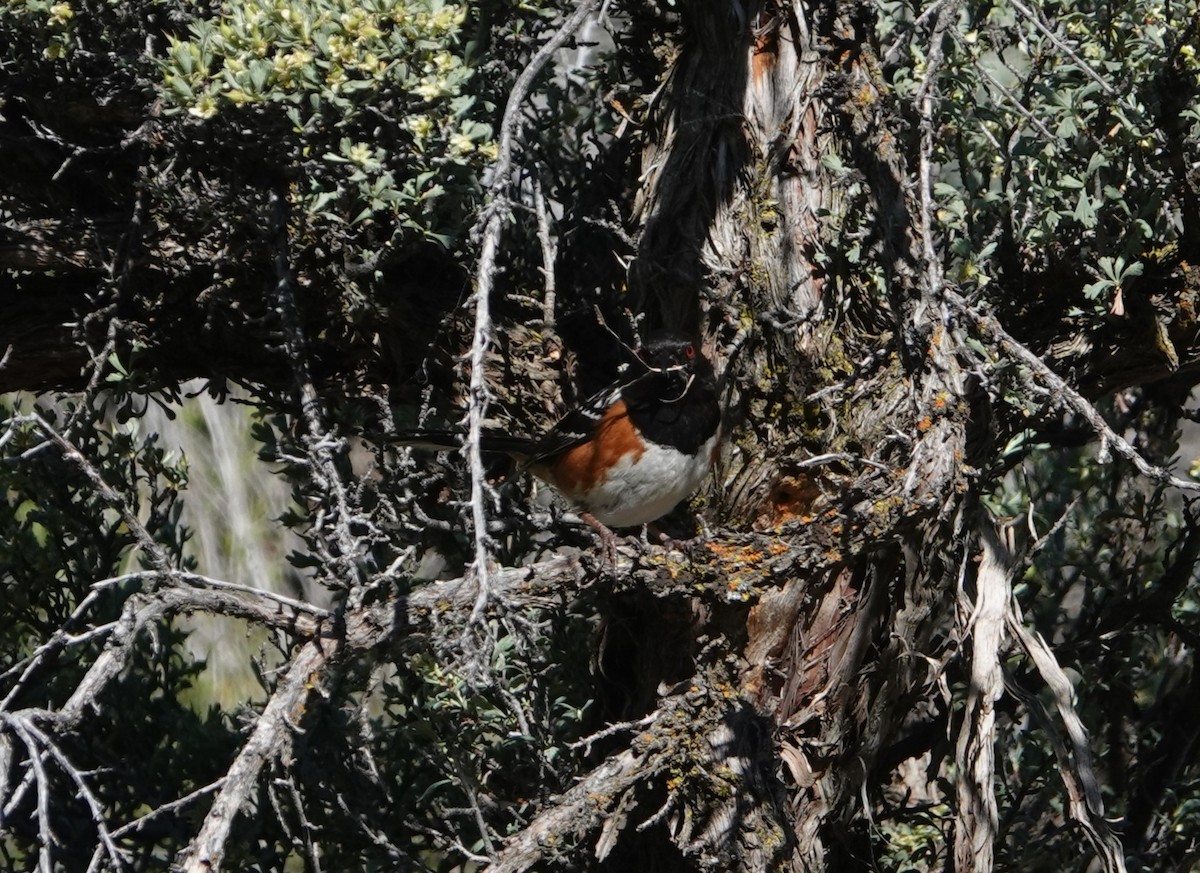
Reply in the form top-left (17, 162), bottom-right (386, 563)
top-left (685, 344), bottom-right (695, 359)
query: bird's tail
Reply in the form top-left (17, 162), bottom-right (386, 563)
top-left (378, 429), bottom-right (536, 459)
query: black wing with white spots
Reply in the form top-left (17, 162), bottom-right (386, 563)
top-left (523, 383), bottom-right (623, 463)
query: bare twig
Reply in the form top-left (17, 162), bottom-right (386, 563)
top-left (108, 779), bottom-right (225, 839)
top-left (0, 588), bottom-right (107, 707)
top-left (27, 412), bottom-right (176, 575)
top-left (457, 765), bottom-right (498, 859)
top-left (881, 0), bottom-right (960, 68)
top-left (466, 0), bottom-right (600, 622)
top-left (1007, 0), bottom-right (1120, 99)
top-left (568, 714), bottom-right (656, 755)
top-left (1, 713), bottom-right (127, 870)
top-left (281, 773), bottom-right (323, 873)
top-left (952, 293), bottom-right (1200, 493)
top-left (482, 0), bottom-right (599, 205)
top-left (16, 717), bottom-right (127, 871)
top-left (532, 177), bottom-right (558, 330)
top-left (10, 717), bottom-right (56, 873)
top-left (465, 231), bottom-right (498, 622)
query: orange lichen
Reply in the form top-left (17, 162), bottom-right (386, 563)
top-left (707, 542), bottom-right (767, 566)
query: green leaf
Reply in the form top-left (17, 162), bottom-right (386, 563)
top-left (1073, 190), bottom-right (1097, 228)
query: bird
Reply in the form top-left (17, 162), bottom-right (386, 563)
top-left (392, 330), bottom-right (722, 549)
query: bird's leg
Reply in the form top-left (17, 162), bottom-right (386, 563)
top-left (580, 512), bottom-right (618, 565)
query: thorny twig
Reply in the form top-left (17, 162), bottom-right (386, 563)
top-left (465, 0), bottom-right (600, 625)
top-left (277, 772), bottom-right (323, 873)
top-left (1, 712), bottom-right (128, 872)
top-left (108, 779), bottom-right (225, 840)
top-left (267, 189), bottom-right (367, 591)
top-left (568, 714), bottom-right (656, 755)
top-left (8, 714), bottom-right (56, 873)
top-left (0, 587), bottom-right (107, 707)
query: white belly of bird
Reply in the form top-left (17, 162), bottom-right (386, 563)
top-left (582, 433), bottom-right (718, 528)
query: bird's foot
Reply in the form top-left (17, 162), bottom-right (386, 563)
top-left (581, 512), bottom-right (619, 566)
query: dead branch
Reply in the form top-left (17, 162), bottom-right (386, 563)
top-left (1003, 624), bottom-right (1127, 873)
top-left (7, 584), bottom-right (323, 729)
top-left (953, 519), bottom-right (1014, 873)
top-left (1, 571), bottom-right (327, 705)
top-left (488, 746), bottom-right (646, 873)
top-left (175, 637), bottom-right (339, 872)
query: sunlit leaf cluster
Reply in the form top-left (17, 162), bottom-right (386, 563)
top-left (159, 0), bottom-right (495, 236)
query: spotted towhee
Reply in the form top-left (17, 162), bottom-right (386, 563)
top-left (396, 331), bottom-right (721, 541)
